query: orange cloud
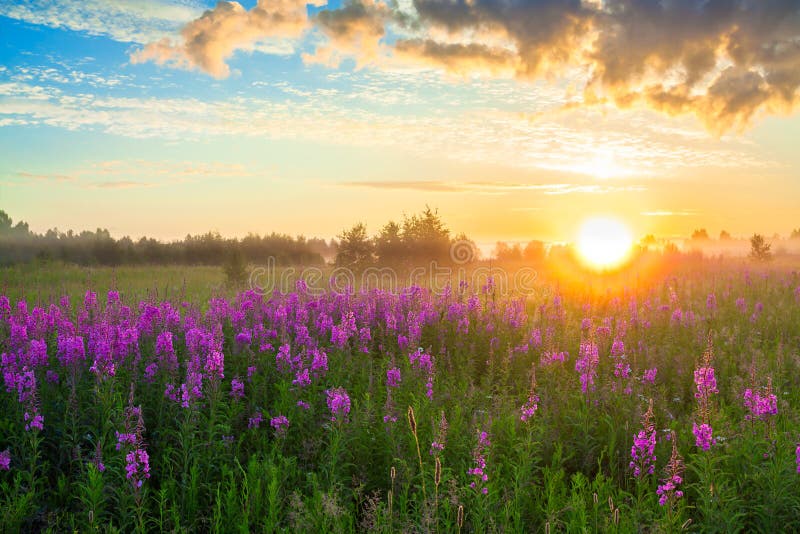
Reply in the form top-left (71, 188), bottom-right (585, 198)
top-left (131, 0), bottom-right (325, 78)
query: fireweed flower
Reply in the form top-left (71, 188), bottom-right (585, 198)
top-left (468, 430), bottom-right (491, 495)
top-left (292, 368), bottom-right (311, 387)
top-left (230, 377), bottom-right (245, 399)
top-left (796, 444), bottom-right (800, 474)
top-left (693, 337), bottom-right (718, 450)
top-left (429, 411), bottom-right (448, 455)
top-left (117, 390), bottom-right (150, 490)
top-left (326, 387), bottom-right (351, 423)
top-left (642, 368), bottom-right (658, 385)
top-left (520, 393), bottom-right (539, 422)
top-left (692, 423), bottom-right (715, 451)
top-left (205, 350), bottom-right (224, 382)
top-left (386, 367), bottom-right (402, 388)
top-left (0, 449), bottom-right (10, 471)
top-left (540, 350), bottom-right (568, 366)
top-left (270, 415), bottom-right (290, 436)
top-left (629, 400), bottom-right (656, 478)
top-left (575, 340), bottom-right (599, 395)
top-left (125, 449), bottom-right (151, 489)
top-left (248, 411), bottom-right (263, 429)
top-left (520, 367), bottom-right (539, 423)
top-left (310, 348), bottom-right (328, 377)
top-left (657, 432), bottom-right (685, 507)
top-left (707, 293), bottom-right (717, 312)
top-left (743, 388), bottom-right (778, 421)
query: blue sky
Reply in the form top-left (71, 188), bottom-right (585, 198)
top-left (1, 0), bottom-right (799, 243)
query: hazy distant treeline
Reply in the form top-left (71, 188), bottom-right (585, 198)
top-left (0, 210), bottom-right (334, 267)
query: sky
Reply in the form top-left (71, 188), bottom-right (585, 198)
top-left (1, 0), bottom-right (799, 245)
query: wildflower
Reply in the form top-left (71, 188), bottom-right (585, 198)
top-left (468, 430), bottom-right (491, 495)
top-left (124, 449), bottom-right (151, 488)
top-left (310, 348), bottom-right (328, 376)
top-left (235, 329), bottom-right (252, 346)
top-left (744, 376), bottom-right (778, 422)
top-left (629, 400), bottom-right (656, 478)
top-left (692, 423), bottom-right (715, 451)
top-left (270, 415), bottom-right (290, 436)
top-left (386, 367), bottom-right (401, 388)
top-left (326, 387), bottom-right (351, 423)
top-left (429, 411), bottom-right (448, 455)
top-left (575, 340), bottom-right (599, 395)
top-left (24, 411), bottom-right (44, 432)
top-left (657, 432), bottom-right (685, 507)
top-left (205, 350), bottom-right (224, 381)
top-left (292, 368), bottom-right (311, 387)
top-left (540, 350), bottom-right (567, 366)
top-left (706, 293), bottom-right (717, 312)
top-left (796, 444), bottom-right (800, 474)
top-left (248, 411), bottom-right (263, 429)
top-left (520, 367), bottom-right (539, 423)
top-left (230, 377), bottom-right (245, 399)
top-left (116, 389), bottom-right (150, 490)
top-left (693, 336), bottom-right (718, 451)
top-left (642, 368), bottom-right (657, 384)
top-left (0, 449), bottom-right (10, 471)
top-left (297, 400), bottom-right (310, 410)
top-left (694, 367), bottom-right (718, 399)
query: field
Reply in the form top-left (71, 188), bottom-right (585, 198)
top-left (2, 263), bottom-right (800, 532)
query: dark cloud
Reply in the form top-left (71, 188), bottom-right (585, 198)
top-left (305, 0), bottom-right (393, 66)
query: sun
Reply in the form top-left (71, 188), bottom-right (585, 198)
top-left (576, 217), bottom-right (634, 269)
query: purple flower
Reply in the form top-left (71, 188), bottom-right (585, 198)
top-left (248, 411), bottom-right (263, 429)
top-left (520, 393), bottom-right (539, 422)
top-left (629, 401), bottom-right (656, 478)
top-left (575, 341), bottom-right (599, 395)
top-left (386, 367), bottom-right (402, 388)
top-left (24, 411), bottom-right (44, 432)
top-left (468, 430), bottom-right (491, 495)
top-left (270, 415), bottom-right (290, 435)
top-left (235, 329), bottom-right (252, 346)
top-left (292, 368), bottom-right (311, 387)
top-left (0, 449), bottom-right (10, 471)
top-left (325, 387), bottom-right (351, 423)
top-left (230, 377), bottom-right (245, 399)
top-left (692, 422), bottom-right (715, 451)
top-left (657, 433), bottom-right (685, 507)
top-left (796, 444), bottom-right (800, 474)
top-left (642, 368), bottom-right (657, 384)
top-left (205, 350), bottom-right (224, 381)
top-left (744, 387), bottom-right (778, 421)
top-left (124, 448), bottom-right (151, 488)
top-left (694, 367), bottom-right (719, 398)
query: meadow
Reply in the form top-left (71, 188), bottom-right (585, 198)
top-left (2, 262), bottom-right (800, 532)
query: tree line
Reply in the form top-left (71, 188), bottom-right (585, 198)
top-left (0, 210), bottom-right (333, 267)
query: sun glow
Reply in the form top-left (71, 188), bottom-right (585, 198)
top-left (576, 217), bottom-right (634, 269)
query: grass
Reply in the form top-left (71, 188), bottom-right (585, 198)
top-left (1, 260), bottom-right (799, 532)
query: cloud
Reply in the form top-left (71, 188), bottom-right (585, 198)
top-left (15, 171), bottom-right (74, 182)
top-left (641, 210), bottom-right (697, 217)
top-left (304, 0), bottom-right (393, 67)
top-left (131, 0), bottom-right (325, 78)
top-left (0, 0), bottom-right (203, 44)
top-left (131, 0), bottom-right (800, 132)
top-left (339, 179), bottom-right (647, 195)
top-left (7, 160), bottom-right (262, 190)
